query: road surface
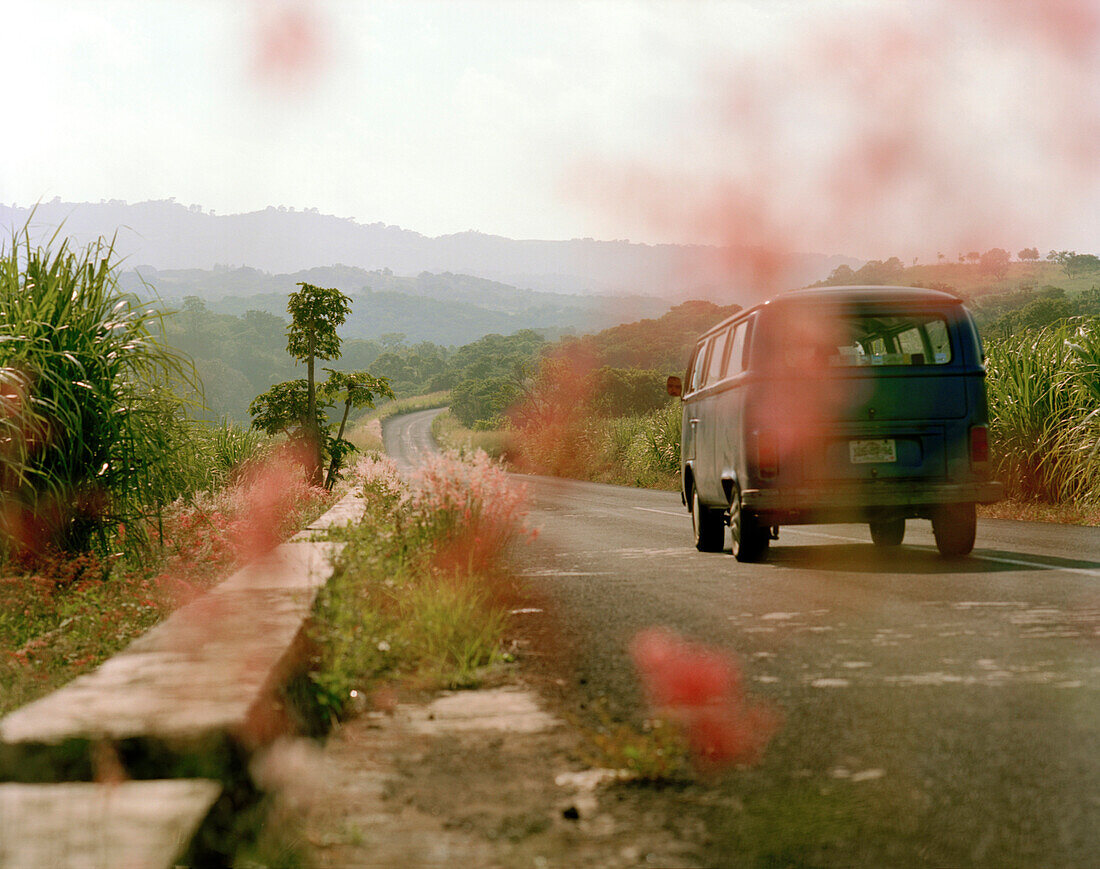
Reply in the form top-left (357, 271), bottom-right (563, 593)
top-left (382, 406), bottom-right (448, 474)
top-left (384, 408), bottom-right (1100, 867)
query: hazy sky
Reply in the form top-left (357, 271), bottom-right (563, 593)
top-left (4, 0), bottom-right (1100, 259)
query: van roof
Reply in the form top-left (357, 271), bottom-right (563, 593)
top-left (700, 285), bottom-right (963, 338)
top-left (777, 285), bottom-right (963, 305)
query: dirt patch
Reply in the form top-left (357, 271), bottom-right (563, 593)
top-left (301, 681), bottom-right (711, 868)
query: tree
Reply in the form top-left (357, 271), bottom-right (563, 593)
top-left (250, 286), bottom-right (393, 489)
top-left (248, 380), bottom-right (312, 438)
top-left (1018, 247), bottom-right (1039, 262)
top-left (1046, 250), bottom-right (1100, 276)
top-left (286, 282), bottom-right (351, 484)
top-left (979, 248), bottom-right (1011, 278)
top-left (320, 369), bottom-right (394, 489)
top-left (1065, 253), bottom-right (1100, 277)
top-left (965, 251), bottom-right (980, 263)
top-left (825, 264), bottom-right (855, 285)
top-left (451, 375), bottom-right (525, 429)
top-left (249, 370), bottom-right (394, 489)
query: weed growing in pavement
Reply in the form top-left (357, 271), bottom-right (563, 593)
top-left (579, 703), bottom-right (693, 782)
top-left (308, 450), bottom-right (532, 722)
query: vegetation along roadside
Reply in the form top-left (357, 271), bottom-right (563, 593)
top-left (0, 231), bottom-right (337, 716)
top-left (306, 450), bottom-right (535, 723)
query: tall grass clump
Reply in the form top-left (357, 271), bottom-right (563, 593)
top-left (601, 400), bottom-right (682, 489)
top-left (986, 318), bottom-right (1100, 503)
top-left (308, 451), bottom-right (533, 721)
top-left (0, 228), bottom-right (194, 556)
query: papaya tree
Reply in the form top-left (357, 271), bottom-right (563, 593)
top-left (247, 380), bottom-right (312, 439)
top-left (286, 282), bottom-right (351, 484)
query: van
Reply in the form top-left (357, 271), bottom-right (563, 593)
top-left (667, 286), bottom-right (1003, 561)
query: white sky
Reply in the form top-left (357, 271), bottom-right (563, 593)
top-left (4, 0), bottom-right (1100, 259)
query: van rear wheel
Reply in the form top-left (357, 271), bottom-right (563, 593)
top-left (931, 502), bottom-right (977, 557)
top-left (692, 488), bottom-right (725, 552)
top-left (869, 517), bottom-right (905, 547)
top-left (730, 487), bottom-right (769, 563)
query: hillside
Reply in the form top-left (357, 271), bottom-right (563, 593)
top-left (818, 257), bottom-right (1100, 299)
top-left (1, 200), bottom-right (854, 299)
top-left (119, 265), bottom-right (669, 345)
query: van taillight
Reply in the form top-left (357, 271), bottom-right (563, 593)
top-left (970, 425), bottom-right (989, 464)
top-left (756, 430), bottom-right (778, 478)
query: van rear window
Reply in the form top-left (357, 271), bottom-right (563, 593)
top-left (784, 312), bottom-right (953, 368)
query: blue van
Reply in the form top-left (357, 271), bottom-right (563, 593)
top-left (667, 286), bottom-right (1003, 560)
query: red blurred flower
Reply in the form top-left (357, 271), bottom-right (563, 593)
top-left (630, 627), bottom-right (780, 771)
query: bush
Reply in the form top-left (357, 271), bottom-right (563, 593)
top-left (0, 229), bottom-right (196, 555)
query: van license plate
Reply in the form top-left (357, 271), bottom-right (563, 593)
top-left (850, 439), bottom-right (897, 464)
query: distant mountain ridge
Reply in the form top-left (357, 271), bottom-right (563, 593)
top-left (118, 265), bottom-right (670, 345)
top-left (1, 200), bottom-right (855, 301)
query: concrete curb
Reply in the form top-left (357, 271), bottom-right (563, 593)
top-left (0, 485), bottom-right (364, 868)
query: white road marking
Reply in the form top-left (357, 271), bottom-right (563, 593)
top-left (784, 528), bottom-right (868, 543)
top-left (787, 528), bottom-right (1100, 579)
top-left (968, 552), bottom-right (1100, 578)
top-left (632, 507), bottom-right (686, 517)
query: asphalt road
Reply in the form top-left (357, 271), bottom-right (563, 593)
top-left (382, 406), bottom-right (448, 474)
top-left (384, 408), bottom-right (1100, 867)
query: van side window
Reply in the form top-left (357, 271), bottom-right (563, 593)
top-left (727, 321), bottom-right (747, 375)
top-left (705, 328), bottom-right (730, 385)
top-left (689, 341), bottom-right (709, 392)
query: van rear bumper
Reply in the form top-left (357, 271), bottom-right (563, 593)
top-left (742, 480), bottom-right (1004, 522)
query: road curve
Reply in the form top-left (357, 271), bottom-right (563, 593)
top-left (385, 407), bottom-right (1100, 866)
top-left (381, 406), bottom-right (447, 474)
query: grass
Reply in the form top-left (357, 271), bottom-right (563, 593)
top-left (431, 409), bottom-right (514, 459)
top-left (0, 226), bottom-right (200, 556)
top-left (985, 319), bottom-right (1100, 504)
top-left (978, 499), bottom-right (1100, 525)
top-left (579, 706), bottom-right (692, 781)
top-left (460, 400), bottom-right (682, 490)
top-left (594, 402), bottom-right (681, 489)
top-left (0, 448), bottom-right (333, 717)
top-left (307, 450), bottom-right (532, 722)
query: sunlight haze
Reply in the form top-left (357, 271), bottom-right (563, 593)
top-left (3, 0), bottom-right (1099, 260)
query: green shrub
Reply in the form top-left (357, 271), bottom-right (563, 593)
top-left (0, 229), bottom-right (196, 554)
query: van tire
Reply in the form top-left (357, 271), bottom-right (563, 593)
top-left (730, 487), bottom-right (769, 563)
top-left (931, 503), bottom-right (976, 557)
top-left (869, 517), bottom-right (905, 547)
top-left (692, 488), bottom-right (725, 552)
